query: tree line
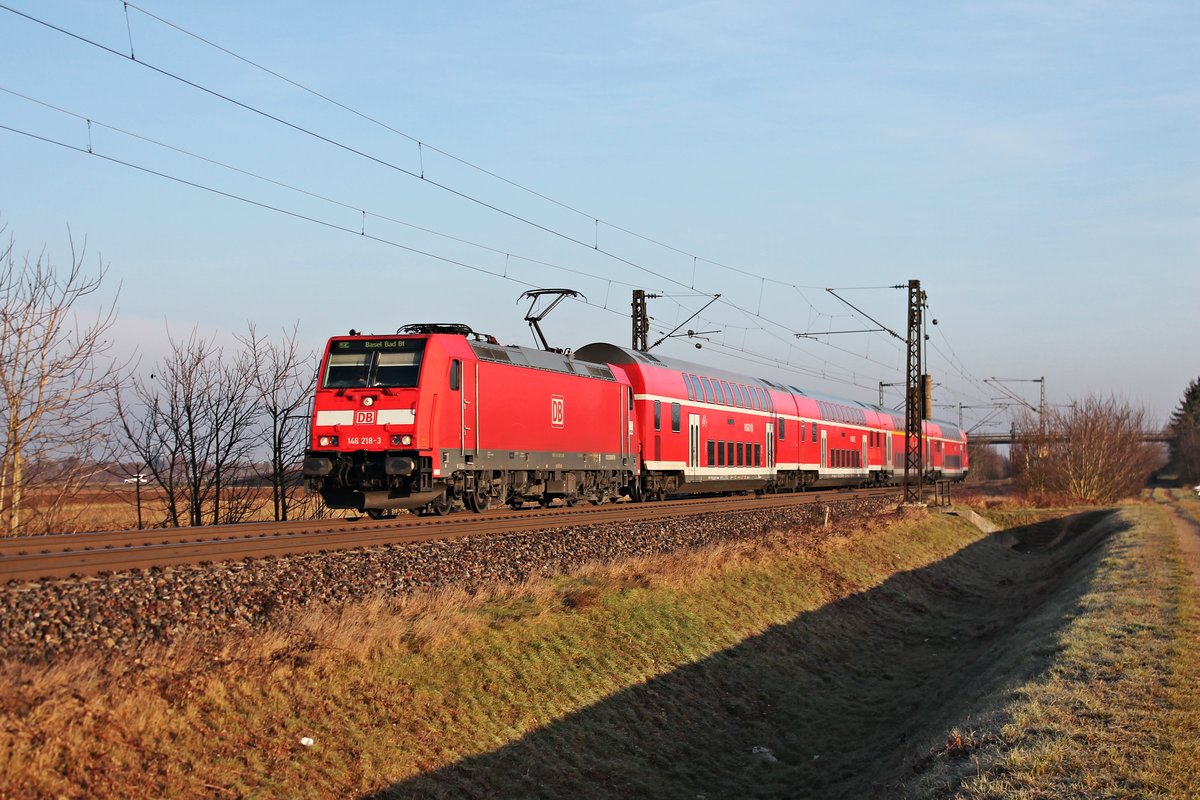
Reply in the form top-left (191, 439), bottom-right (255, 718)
top-left (1, 223), bottom-right (321, 535)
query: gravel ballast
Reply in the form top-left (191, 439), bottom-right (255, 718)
top-left (1, 497), bottom-right (895, 662)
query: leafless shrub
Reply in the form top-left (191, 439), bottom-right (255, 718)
top-left (1013, 396), bottom-right (1162, 503)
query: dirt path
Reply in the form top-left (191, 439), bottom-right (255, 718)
top-left (1168, 502), bottom-right (1200, 587)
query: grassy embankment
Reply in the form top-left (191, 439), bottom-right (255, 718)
top-left (902, 496), bottom-right (1200, 798)
top-left (2, 496), bottom-right (1198, 797)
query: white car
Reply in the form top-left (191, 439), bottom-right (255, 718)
top-left (123, 474), bottom-right (149, 485)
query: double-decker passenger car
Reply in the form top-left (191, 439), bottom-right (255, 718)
top-left (574, 344), bottom-right (968, 498)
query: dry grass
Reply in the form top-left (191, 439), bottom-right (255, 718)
top-left (903, 501), bottom-right (1200, 798)
top-left (0, 514), bottom-right (970, 797)
top-left (10, 485), bottom-right (346, 534)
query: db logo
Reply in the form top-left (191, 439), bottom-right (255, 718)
top-left (355, 410), bottom-right (377, 425)
top-left (550, 395), bottom-right (565, 428)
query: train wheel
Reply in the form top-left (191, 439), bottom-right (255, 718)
top-left (467, 483), bottom-right (491, 513)
top-left (428, 493), bottom-right (452, 516)
top-left (366, 508), bottom-right (395, 520)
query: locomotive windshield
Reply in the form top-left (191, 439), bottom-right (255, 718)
top-left (321, 338), bottom-right (425, 389)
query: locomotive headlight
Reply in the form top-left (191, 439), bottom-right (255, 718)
top-left (362, 396), bottom-right (375, 407)
top-left (319, 435), bottom-right (339, 447)
top-left (391, 434), bottom-right (413, 446)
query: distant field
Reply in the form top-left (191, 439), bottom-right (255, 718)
top-left (14, 484), bottom-right (339, 533)
top-left (1, 492), bottom-right (1197, 797)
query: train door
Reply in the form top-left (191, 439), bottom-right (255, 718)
top-left (765, 422), bottom-right (775, 470)
top-left (461, 361), bottom-right (478, 458)
top-left (885, 432), bottom-right (894, 472)
top-left (862, 437), bottom-right (869, 475)
top-left (688, 414), bottom-right (701, 479)
top-left (622, 386), bottom-right (634, 465)
top-left (820, 428), bottom-right (828, 470)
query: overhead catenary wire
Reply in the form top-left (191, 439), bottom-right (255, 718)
top-left (2, 118), bottom-right (896, 395)
top-left (0, 83), bottom-right (887, 396)
top-left (0, 2), bottom-right (903, 374)
top-left (0, 2), bottom-right (990, 403)
top-left (0, 84), bottom-right (652, 296)
top-left (119, 0), bottom-right (837, 293)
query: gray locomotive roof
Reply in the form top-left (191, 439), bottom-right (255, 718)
top-left (470, 341), bottom-right (616, 381)
top-left (574, 342), bottom-right (774, 390)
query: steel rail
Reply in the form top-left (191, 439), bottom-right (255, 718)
top-left (1, 488), bottom-right (899, 583)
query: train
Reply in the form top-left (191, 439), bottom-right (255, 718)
top-left (301, 324), bottom-right (968, 518)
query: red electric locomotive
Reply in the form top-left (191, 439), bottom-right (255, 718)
top-left (302, 325), bottom-right (638, 517)
top-left (303, 325), bottom-right (968, 517)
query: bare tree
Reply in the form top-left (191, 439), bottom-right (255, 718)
top-left (1014, 396), bottom-right (1162, 503)
top-left (118, 328), bottom-right (260, 527)
top-left (0, 223), bottom-right (124, 535)
top-left (966, 442), bottom-right (1008, 482)
top-left (1010, 409), bottom-right (1051, 494)
top-left (238, 323), bottom-right (316, 521)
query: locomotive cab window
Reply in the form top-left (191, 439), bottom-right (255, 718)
top-left (322, 339), bottom-right (426, 389)
top-left (375, 351), bottom-right (423, 388)
top-left (654, 400), bottom-right (661, 431)
top-left (323, 353), bottom-right (371, 388)
top-left (449, 359), bottom-right (461, 391)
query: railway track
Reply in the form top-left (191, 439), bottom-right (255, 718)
top-left (0, 488), bottom-right (899, 583)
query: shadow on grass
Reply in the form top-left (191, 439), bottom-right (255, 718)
top-left (367, 510), bottom-right (1125, 800)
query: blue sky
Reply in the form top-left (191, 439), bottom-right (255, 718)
top-left (1, 1), bottom-right (1196, 430)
